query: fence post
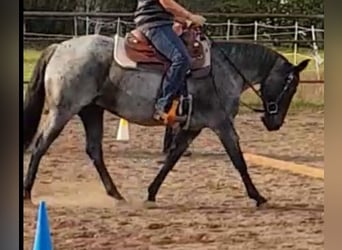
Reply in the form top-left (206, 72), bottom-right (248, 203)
top-left (73, 16), bottom-right (78, 37)
top-left (311, 25), bottom-right (320, 80)
top-left (226, 19), bottom-right (231, 40)
top-left (94, 18), bottom-right (101, 34)
top-left (86, 0), bottom-right (90, 35)
top-left (86, 17), bottom-right (89, 35)
top-left (293, 21), bottom-right (298, 64)
top-left (116, 17), bottom-right (121, 35)
top-left (254, 21), bottom-right (258, 43)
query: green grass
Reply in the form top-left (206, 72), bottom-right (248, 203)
top-left (24, 47), bottom-right (324, 109)
top-left (24, 49), bottom-right (42, 81)
top-left (23, 48), bottom-right (324, 81)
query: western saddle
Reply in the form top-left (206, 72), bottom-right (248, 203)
top-left (123, 24), bottom-right (208, 71)
top-left (115, 23), bottom-right (210, 126)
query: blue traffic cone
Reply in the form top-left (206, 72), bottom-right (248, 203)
top-left (32, 201), bottom-right (53, 250)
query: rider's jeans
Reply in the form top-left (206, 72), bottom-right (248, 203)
top-left (143, 24), bottom-right (192, 111)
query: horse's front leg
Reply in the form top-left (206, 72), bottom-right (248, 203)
top-left (148, 129), bottom-right (201, 202)
top-left (213, 120), bottom-right (267, 207)
top-left (162, 126), bottom-right (175, 154)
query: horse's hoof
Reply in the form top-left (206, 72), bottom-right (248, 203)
top-left (144, 200), bottom-right (158, 209)
top-left (256, 196), bottom-right (268, 208)
top-left (24, 199), bottom-right (35, 207)
top-left (156, 158), bottom-right (166, 164)
top-left (23, 190), bottom-right (31, 200)
top-left (23, 191), bottom-right (34, 207)
top-left (116, 198), bottom-right (127, 205)
top-left (183, 150), bottom-right (192, 157)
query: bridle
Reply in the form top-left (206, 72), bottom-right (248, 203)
top-left (240, 72), bottom-right (296, 115)
top-left (201, 27), bottom-right (295, 116)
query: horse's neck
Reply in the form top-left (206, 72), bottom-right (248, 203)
top-left (214, 43), bottom-right (278, 91)
top-left (227, 63), bottom-right (268, 94)
top-left (235, 55), bottom-right (279, 93)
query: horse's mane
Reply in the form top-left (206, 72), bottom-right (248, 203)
top-left (212, 40), bottom-right (291, 75)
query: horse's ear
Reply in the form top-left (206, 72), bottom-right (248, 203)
top-left (294, 59), bottom-right (310, 73)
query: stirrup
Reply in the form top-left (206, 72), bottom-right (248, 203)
top-left (179, 94), bottom-right (193, 130)
top-left (154, 100), bottom-right (187, 126)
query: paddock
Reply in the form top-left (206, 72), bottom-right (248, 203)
top-left (23, 110), bottom-right (323, 249)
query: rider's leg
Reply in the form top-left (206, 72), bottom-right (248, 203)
top-left (143, 24), bottom-right (191, 120)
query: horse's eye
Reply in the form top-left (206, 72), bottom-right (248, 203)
top-left (286, 73), bottom-right (294, 83)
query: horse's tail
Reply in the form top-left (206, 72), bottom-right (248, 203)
top-left (23, 43), bottom-right (58, 151)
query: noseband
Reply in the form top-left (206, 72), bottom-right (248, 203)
top-left (241, 73), bottom-right (295, 115)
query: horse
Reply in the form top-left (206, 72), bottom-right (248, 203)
top-left (23, 26), bottom-right (309, 207)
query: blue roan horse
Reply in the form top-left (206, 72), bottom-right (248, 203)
top-left (23, 26), bottom-right (309, 207)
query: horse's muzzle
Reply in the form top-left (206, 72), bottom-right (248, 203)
top-left (261, 115), bottom-right (282, 131)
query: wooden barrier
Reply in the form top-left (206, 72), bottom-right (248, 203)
top-left (244, 153), bottom-right (324, 179)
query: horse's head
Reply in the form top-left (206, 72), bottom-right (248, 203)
top-left (260, 59), bottom-right (310, 131)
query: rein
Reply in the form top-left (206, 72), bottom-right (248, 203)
top-left (201, 28), bottom-right (272, 114)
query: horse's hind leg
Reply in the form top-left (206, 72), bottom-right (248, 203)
top-left (213, 120), bottom-right (267, 207)
top-left (24, 109), bottom-right (72, 200)
top-left (78, 105), bottom-right (124, 201)
top-left (148, 129), bottom-right (201, 202)
top-left (162, 126), bottom-right (192, 157)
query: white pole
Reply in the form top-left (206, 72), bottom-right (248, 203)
top-left (116, 17), bottom-right (121, 35)
top-left (254, 21), bottom-right (258, 43)
top-left (73, 16), bottom-right (78, 37)
top-left (311, 25), bottom-right (320, 80)
top-left (226, 19), bottom-right (231, 40)
top-left (94, 4), bottom-right (101, 34)
top-left (293, 21), bottom-right (298, 64)
top-left (86, 0), bottom-right (90, 35)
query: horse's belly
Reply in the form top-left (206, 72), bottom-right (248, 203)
top-left (98, 70), bottom-right (163, 125)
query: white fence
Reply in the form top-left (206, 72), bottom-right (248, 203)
top-left (24, 13), bottom-right (324, 81)
top-left (77, 17), bottom-right (324, 66)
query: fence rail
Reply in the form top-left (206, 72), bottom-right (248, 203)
top-left (23, 37), bottom-right (324, 44)
top-left (23, 12), bottom-right (324, 84)
top-left (23, 11), bottom-right (324, 19)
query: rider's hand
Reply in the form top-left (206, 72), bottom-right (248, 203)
top-left (188, 14), bottom-right (206, 26)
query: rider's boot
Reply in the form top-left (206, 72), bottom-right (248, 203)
top-left (153, 99), bottom-right (186, 126)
